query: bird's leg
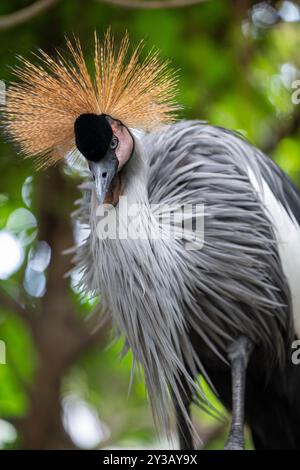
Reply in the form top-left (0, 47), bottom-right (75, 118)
top-left (224, 335), bottom-right (253, 450)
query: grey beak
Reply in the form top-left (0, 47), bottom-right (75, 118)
top-left (89, 151), bottom-right (118, 204)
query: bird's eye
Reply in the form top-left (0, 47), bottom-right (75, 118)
top-left (110, 136), bottom-right (118, 150)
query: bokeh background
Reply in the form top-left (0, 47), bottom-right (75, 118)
top-left (0, 0), bottom-right (299, 450)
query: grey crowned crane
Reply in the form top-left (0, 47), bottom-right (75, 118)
top-left (3, 32), bottom-right (300, 450)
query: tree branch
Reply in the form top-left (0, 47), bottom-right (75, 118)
top-left (75, 314), bottom-right (112, 357)
top-left (0, 288), bottom-right (34, 326)
top-left (0, 0), bottom-right (59, 31)
top-left (101, 0), bottom-right (207, 9)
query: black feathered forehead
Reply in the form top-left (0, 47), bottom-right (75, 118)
top-left (74, 113), bottom-right (113, 162)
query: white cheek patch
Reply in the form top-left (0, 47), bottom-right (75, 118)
top-left (115, 128), bottom-right (137, 169)
top-left (129, 128), bottom-right (146, 141)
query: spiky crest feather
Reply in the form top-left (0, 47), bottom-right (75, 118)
top-left (2, 30), bottom-right (179, 167)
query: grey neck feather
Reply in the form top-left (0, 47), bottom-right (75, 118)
top-left (85, 139), bottom-right (207, 438)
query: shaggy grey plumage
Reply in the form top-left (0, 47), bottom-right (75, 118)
top-left (71, 121), bottom-right (293, 436)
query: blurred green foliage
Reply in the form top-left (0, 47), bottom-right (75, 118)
top-left (0, 0), bottom-right (299, 450)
